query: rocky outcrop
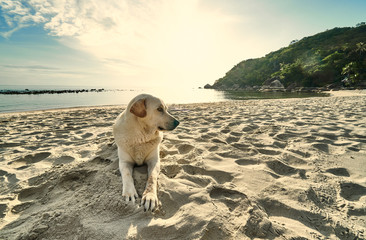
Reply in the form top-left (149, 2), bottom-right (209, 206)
top-left (0, 89), bottom-right (105, 95)
top-left (260, 79), bottom-right (285, 92)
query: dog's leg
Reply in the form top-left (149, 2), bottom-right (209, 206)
top-left (142, 150), bottom-right (160, 211)
top-left (118, 148), bottom-right (138, 204)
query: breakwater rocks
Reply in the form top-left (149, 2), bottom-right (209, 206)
top-left (0, 88), bottom-right (105, 95)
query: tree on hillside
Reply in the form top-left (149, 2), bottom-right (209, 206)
top-left (289, 39), bottom-right (299, 45)
top-left (355, 42), bottom-right (366, 56)
top-left (341, 62), bottom-right (360, 86)
top-left (342, 42), bottom-right (366, 86)
top-left (271, 60), bottom-right (308, 87)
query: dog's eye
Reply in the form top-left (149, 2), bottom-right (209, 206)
top-left (157, 107), bottom-right (164, 112)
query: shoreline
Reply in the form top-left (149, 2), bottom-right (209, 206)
top-left (1, 89), bottom-right (365, 115)
top-left (325, 89), bottom-right (366, 97)
top-left (1, 93), bottom-right (366, 239)
top-left (0, 104), bottom-right (126, 115)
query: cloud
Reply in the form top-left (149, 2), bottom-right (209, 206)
top-left (0, 0), bottom-right (48, 38)
top-left (1, 64), bottom-right (59, 70)
top-left (1, 0), bottom-right (157, 57)
top-left (0, 0), bottom-right (247, 87)
top-left (102, 58), bottom-right (142, 68)
top-left (0, 64), bottom-right (91, 76)
top-left (0, 25), bottom-right (23, 38)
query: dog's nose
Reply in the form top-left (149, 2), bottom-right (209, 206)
top-left (174, 119), bottom-right (180, 128)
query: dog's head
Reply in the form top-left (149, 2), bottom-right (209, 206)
top-left (129, 94), bottom-right (179, 131)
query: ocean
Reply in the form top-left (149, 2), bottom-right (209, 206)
top-left (0, 85), bottom-right (328, 113)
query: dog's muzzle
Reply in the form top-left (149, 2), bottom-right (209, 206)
top-left (173, 119), bottom-right (180, 129)
top-left (167, 119), bottom-right (179, 130)
top-left (160, 118), bottom-right (179, 131)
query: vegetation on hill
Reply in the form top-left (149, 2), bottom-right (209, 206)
top-left (210, 24), bottom-right (366, 90)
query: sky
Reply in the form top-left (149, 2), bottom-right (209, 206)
top-left (0, 0), bottom-right (365, 89)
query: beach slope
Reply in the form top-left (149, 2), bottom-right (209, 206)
top-left (1, 93), bottom-right (365, 239)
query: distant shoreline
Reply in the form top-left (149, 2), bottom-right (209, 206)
top-left (1, 86), bottom-right (364, 95)
top-left (0, 88), bottom-right (106, 95)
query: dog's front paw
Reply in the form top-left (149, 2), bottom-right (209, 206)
top-left (141, 192), bottom-right (158, 211)
top-left (122, 184), bottom-right (138, 204)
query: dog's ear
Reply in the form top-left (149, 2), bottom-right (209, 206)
top-left (130, 98), bottom-right (147, 118)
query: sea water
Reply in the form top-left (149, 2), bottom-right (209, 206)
top-left (0, 85), bottom-right (328, 113)
top-left (0, 85), bottom-right (228, 113)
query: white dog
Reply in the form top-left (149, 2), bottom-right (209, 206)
top-left (113, 94), bottom-right (179, 211)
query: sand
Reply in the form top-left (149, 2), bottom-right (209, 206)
top-left (0, 92), bottom-right (365, 239)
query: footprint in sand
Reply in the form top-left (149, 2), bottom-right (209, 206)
top-left (231, 143), bottom-right (254, 153)
top-left (282, 154), bottom-right (307, 165)
top-left (258, 193), bottom-right (337, 238)
top-left (294, 121), bottom-right (307, 126)
top-left (79, 150), bottom-right (92, 158)
top-left (0, 171), bottom-right (19, 184)
top-left (235, 158), bottom-right (259, 166)
top-left (347, 205), bottom-right (366, 217)
top-left (18, 184), bottom-right (49, 201)
top-left (347, 145), bottom-right (360, 152)
top-left (11, 201), bottom-right (34, 214)
top-left (217, 150), bottom-right (248, 159)
top-left (312, 143), bottom-right (329, 153)
top-left (211, 138), bottom-right (227, 145)
top-left (53, 156), bottom-right (75, 165)
top-left (326, 167), bottom-right (350, 177)
top-left (177, 144), bottom-right (195, 154)
top-left (81, 133), bottom-right (93, 139)
top-left (0, 203), bottom-right (7, 218)
top-left (265, 160), bottom-right (304, 177)
top-left (352, 131), bottom-right (366, 142)
top-left (209, 186), bottom-right (248, 210)
top-left (207, 145), bottom-right (219, 152)
top-left (242, 124), bottom-right (259, 133)
top-left (161, 164), bottom-right (182, 178)
top-left (230, 131), bottom-right (243, 137)
top-left (226, 136), bottom-right (240, 144)
top-left (181, 165), bottom-right (234, 185)
top-left (14, 152), bottom-right (51, 165)
top-left (257, 148), bottom-right (282, 156)
top-left (0, 142), bottom-right (21, 148)
top-left (288, 149), bottom-right (311, 158)
top-left (0, 169), bottom-right (12, 181)
top-left (340, 182), bottom-right (366, 201)
top-left (316, 131), bottom-right (339, 140)
top-left (273, 141), bottom-right (287, 148)
top-left (220, 129), bottom-right (230, 134)
top-left (199, 128), bottom-right (209, 133)
top-left (177, 134), bottom-right (193, 139)
top-left (275, 132), bottom-right (297, 141)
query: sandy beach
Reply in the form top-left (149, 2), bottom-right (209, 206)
top-left (1, 91), bottom-right (365, 239)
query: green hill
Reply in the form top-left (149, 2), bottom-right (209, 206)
top-left (209, 24), bottom-right (366, 90)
